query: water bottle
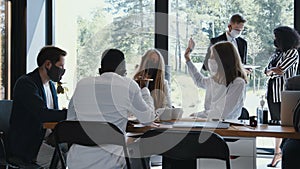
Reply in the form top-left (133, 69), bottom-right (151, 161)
top-left (262, 108), bottom-right (268, 124)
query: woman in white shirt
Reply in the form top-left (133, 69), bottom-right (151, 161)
top-left (185, 39), bottom-right (247, 120)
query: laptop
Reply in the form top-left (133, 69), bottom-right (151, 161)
top-left (280, 91), bottom-right (300, 126)
top-left (173, 121), bottom-right (230, 129)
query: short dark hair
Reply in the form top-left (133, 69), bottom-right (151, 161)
top-left (274, 26), bottom-right (300, 52)
top-left (230, 14), bottom-right (246, 24)
top-left (100, 49), bottom-right (125, 74)
top-left (37, 46), bottom-right (67, 66)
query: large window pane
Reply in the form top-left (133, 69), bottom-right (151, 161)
top-left (55, 0), bottom-right (155, 108)
top-left (169, 0), bottom-right (294, 116)
top-left (0, 0), bottom-right (7, 99)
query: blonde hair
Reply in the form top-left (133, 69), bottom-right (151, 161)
top-left (210, 41), bottom-right (247, 86)
top-left (134, 49), bottom-right (166, 109)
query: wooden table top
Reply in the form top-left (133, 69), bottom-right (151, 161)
top-left (44, 120), bottom-right (300, 139)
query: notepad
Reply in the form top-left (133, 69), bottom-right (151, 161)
top-left (173, 121), bottom-right (230, 129)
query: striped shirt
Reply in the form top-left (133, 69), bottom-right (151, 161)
top-left (266, 49), bottom-right (299, 103)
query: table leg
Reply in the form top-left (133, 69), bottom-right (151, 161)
top-left (49, 149), bottom-right (59, 169)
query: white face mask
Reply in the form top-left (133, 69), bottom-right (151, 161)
top-left (230, 29), bottom-right (242, 38)
top-left (208, 59), bottom-right (218, 76)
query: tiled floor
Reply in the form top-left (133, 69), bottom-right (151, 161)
top-left (151, 156), bottom-right (281, 169)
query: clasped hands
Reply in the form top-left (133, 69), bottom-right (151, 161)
top-left (265, 66), bottom-right (284, 76)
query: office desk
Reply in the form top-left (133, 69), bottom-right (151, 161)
top-left (44, 121), bottom-right (300, 169)
top-left (44, 121), bottom-right (300, 139)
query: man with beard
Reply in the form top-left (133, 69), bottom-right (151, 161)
top-left (7, 46), bottom-right (68, 168)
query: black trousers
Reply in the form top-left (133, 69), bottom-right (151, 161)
top-left (281, 138), bottom-right (300, 169)
top-left (267, 79), bottom-right (281, 120)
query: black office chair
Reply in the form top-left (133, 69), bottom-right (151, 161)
top-left (0, 100), bottom-right (13, 169)
top-left (138, 129), bottom-right (231, 169)
top-left (238, 107), bottom-right (250, 120)
top-left (53, 120), bottom-right (131, 169)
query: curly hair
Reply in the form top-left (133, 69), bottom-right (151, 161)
top-left (274, 26), bottom-right (300, 52)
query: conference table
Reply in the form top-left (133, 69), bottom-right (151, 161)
top-left (43, 119), bottom-right (300, 139)
top-left (44, 119), bottom-right (300, 169)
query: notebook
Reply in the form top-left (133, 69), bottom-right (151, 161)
top-left (173, 121), bottom-right (230, 129)
top-left (280, 91), bottom-right (300, 126)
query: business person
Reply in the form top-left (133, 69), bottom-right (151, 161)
top-left (67, 49), bottom-right (156, 169)
top-left (264, 26), bottom-right (300, 167)
top-left (203, 13), bottom-right (247, 71)
top-left (134, 49), bottom-right (171, 110)
top-left (7, 46), bottom-right (67, 168)
top-left (186, 38), bottom-right (247, 120)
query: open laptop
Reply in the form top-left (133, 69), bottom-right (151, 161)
top-left (173, 121), bottom-right (230, 129)
top-left (280, 91), bottom-right (300, 126)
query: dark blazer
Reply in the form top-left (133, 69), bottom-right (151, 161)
top-left (202, 32), bottom-right (247, 70)
top-left (8, 68), bottom-right (66, 163)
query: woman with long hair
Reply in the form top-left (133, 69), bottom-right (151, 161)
top-left (134, 49), bottom-right (171, 110)
top-left (185, 39), bottom-right (247, 119)
top-left (264, 26), bottom-right (300, 167)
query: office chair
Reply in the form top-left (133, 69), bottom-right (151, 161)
top-left (138, 129), bottom-right (231, 169)
top-left (0, 100), bottom-right (13, 169)
top-left (53, 120), bottom-right (131, 169)
top-left (238, 107), bottom-right (250, 120)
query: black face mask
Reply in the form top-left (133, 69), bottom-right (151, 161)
top-left (145, 68), bottom-right (158, 78)
top-left (274, 39), bottom-right (279, 48)
top-left (47, 64), bottom-right (65, 82)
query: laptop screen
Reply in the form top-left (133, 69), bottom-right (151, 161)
top-left (280, 91), bottom-right (300, 126)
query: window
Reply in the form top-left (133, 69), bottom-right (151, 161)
top-left (54, 0), bottom-right (155, 108)
top-left (169, 0), bottom-right (294, 116)
top-left (0, 0), bottom-right (9, 99)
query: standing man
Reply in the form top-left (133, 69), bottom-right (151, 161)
top-left (7, 46), bottom-right (68, 168)
top-left (203, 13), bottom-right (247, 71)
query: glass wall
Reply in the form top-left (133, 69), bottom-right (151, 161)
top-left (0, 0), bottom-right (8, 99)
top-left (54, 0), bottom-right (294, 112)
top-left (54, 0), bottom-right (155, 108)
top-left (169, 0), bottom-right (294, 116)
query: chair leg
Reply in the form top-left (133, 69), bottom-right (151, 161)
top-left (55, 144), bottom-right (67, 169)
top-left (123, 147), bottom-right (131, 169)
top-left (226, 159), bottom-right (231, 169)
top-left (49, 149), bottom-right (59, 169)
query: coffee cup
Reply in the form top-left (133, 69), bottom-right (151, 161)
top-left (156, 108), bottom-right (172, 121)
top-left (172, 108), bottom-right (183, 120)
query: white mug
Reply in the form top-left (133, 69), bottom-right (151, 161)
top-left (172, 108), bottom-right (183, 120)
top-left (156, 108), bottom-right (172, 121)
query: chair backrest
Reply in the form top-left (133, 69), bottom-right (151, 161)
top-left (0, 100), bottom-right (13, 134)
top-left (238, 107), bottom-right (249, 120)
top-left (53, 120), bottom-right (131, 169)
top-left (139, 129), bottom-right (230, 169)
top-left (0, 100), bottom-right (13, 166)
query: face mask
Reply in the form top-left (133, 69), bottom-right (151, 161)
top-left (230, 29), bottom-right (242, 38)
top-left (145, 68), bottom-right (158, 78)
top-left (274, 40), bottom-right (279, 48)
top-left (47, 64), bottom-right (65, 82)
top-left (208, 59), bottom-right (218, 76)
